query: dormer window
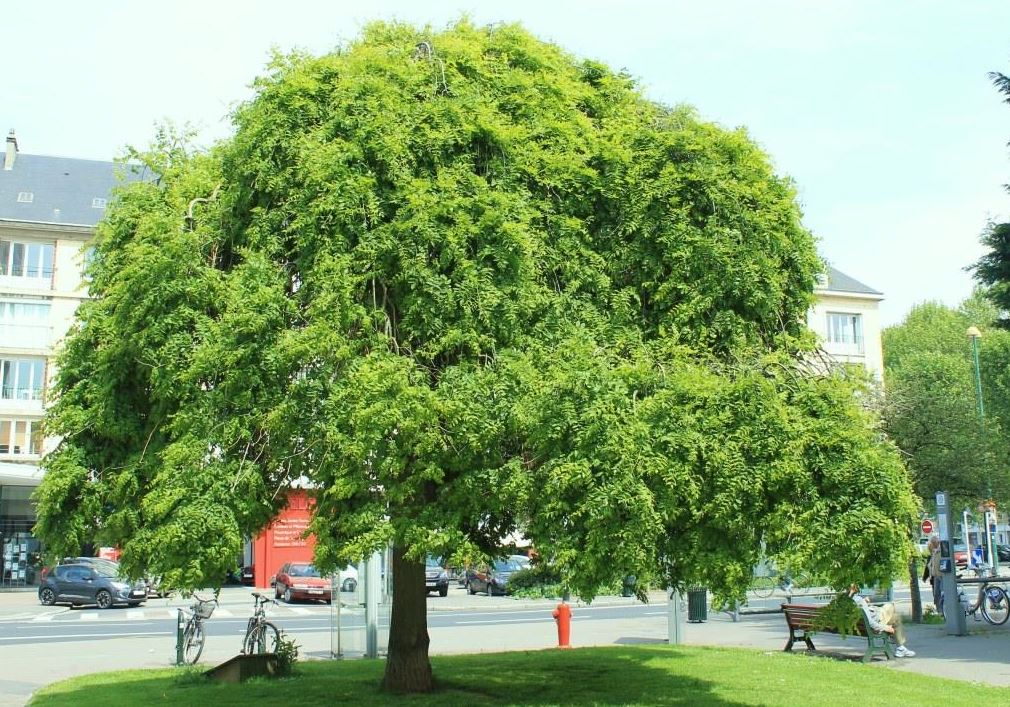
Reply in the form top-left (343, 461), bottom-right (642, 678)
top-left (16, 192), bottom-right (33, 203)
top-left (92, 198), bottom-right (107, 209)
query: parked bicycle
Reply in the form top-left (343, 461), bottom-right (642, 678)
top-left (941, 565), bottom-right (1010, 626)
top-left (180, 593), bottom-right (218, 665)
top-left (243, 591), bottom-right (281, 654)
top-left (750, 569), bottom-right (811, 599)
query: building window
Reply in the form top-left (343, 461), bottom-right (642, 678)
top-left (0, 300), bottom-right (52, 350)
top-left (16, 192), bottom-right (33, 203)
top-left (0, 239), bottom-right (55, 280)
top-left (92, 198), bottom-right (107, 209)
top-left (0, 357), bottom-right (46, 401)
top-left (0, 418), bottom-right (43, 456)
top-left (826, 312), bottom-right (864, 353)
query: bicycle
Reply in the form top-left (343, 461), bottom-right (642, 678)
top-left (943, 565), bottom-right (1010, 626)
top-left (243, 591), bottom-right (281, 654)
top-left (751, 570), bottom-right (811, 599)
top-left (180, 593), bottom-right (218, 665)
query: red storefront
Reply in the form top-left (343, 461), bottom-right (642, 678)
top-left (250, 490), bottom-right (316, 589)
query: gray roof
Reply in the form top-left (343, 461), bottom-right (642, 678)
top-left (821, 265), bottom-right (882, 296)
top-left (0, 153), bottom-right (145, 228)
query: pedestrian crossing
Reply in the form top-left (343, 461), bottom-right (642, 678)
top-left (29, 603), bottom-right (332, 623)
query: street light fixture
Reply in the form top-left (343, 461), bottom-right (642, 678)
top-left (967, 325), bottom-right (998, 572)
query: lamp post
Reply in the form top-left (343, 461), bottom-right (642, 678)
top-left (967, 326), bottom-right (998, 572)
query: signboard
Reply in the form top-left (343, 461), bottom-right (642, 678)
top-left (272, 517), bottom-right (310, 548)
top-left (921, 519), bottom-right (934, 535)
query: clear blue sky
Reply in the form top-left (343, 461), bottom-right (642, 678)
top-left (6, 1), bottom-right (1010, 325)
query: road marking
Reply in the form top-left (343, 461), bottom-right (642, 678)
top-left (288, 607), bottom-right (312, 615)
top-left (215, 608), bottom-right (234, 618)
top-left (32, 613), bottom-right (56, 622)
top-left (0, 631), bottom-right (169, 641)
top-left (126, 610), bottom-right (144, 620)
top-left (643, 611), bottom-right (666, 615)
top-left (80, 613), bottom-right (99, 621)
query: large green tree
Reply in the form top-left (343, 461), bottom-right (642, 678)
top-left (35, 21), bottom-right (916, 692)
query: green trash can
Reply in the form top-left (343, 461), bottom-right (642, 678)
top-left (687, 587), bottom-right (707, 622)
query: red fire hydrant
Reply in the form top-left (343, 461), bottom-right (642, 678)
top-left (552, 601), bottom-right (572, 649)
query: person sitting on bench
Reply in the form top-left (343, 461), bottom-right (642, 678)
top-left (848, 584), bottom-right (915, 657)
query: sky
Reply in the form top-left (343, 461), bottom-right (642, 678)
top-left (5, 0), bottom-right (1010, 326)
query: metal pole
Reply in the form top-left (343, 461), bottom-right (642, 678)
top-left (667, 589), bottom-right (685, 644)
top-left (969, 330), bottom-right (998, 573)
top-left (175, 608), bottom-right (185, 665)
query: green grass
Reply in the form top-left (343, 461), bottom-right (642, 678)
top-left (30, 645), bottom-right (1000, 706)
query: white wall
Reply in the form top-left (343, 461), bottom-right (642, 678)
top-left (808, 291), bottom-right (884, 382)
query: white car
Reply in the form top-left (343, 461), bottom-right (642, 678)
top-left (338, 564), bottom-right (358, 592)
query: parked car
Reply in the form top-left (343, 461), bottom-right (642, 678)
top-left (952, 540), bottom-right (968, 569)
top-left (997, 544), bottom-right (1010, 563)
top-left (274, 562), bottom-right (332, 603)
top-left (466, 558), bottom-right (524, 596)
top-left (509, 554), bottom-right (531, 570)
top-left (425, 556), bottom-right (449, 597)
top-left (38, 563), bottom-right (147, 609)
top-left (338, 564), bottom-right (358, 593)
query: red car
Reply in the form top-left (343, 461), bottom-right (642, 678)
top-left (273, 562), bottom-right (332, 603)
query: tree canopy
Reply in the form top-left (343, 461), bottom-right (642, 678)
top-left (35, 21), bottom-right (917, 691)
top-left (882, 294), bottom-right (1010, 511)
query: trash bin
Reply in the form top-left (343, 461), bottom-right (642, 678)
top-left (687, 587), bottom-right (707, 622)
top-left (621, 575), bottom-right (637, 597)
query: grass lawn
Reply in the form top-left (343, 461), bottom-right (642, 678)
top-left (30, 644), bottom-right (1000, 706)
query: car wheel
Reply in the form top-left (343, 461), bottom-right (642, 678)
top-left (284, 588), bottom-right (293, 603)
top-left (275, 585), bottom-right (282, 600)
top-left (467, 581), bottom-right (476, 595)
top-left (342, 578), bottom-right (357, 592)
top-left (39, 587), bottom-right (56, 606)
top-left (95, 590), bottom-right (113, 609)
top-left (439, 585), bottom-right (448, 598)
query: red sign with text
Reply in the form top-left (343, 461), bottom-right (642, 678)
top-left (921, 519), bottom-right (934, 535)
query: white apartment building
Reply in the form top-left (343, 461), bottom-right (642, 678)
top-left (0, 131), bottom-right (131, 588)
top-left (807, 265), bottom-right (885, 381)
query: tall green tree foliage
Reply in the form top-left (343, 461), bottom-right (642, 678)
top-left (882, 295), bottom-right (1010, 509)
top-left (35, 21), bottom-right (916, 692)
top-left (975, 68), bottom-right (1010, 321)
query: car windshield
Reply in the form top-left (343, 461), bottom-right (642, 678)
top-left (493, 560), bottom-right (521, 572)
top-left (90, 564), bottom-right (120, 578)
top-left (289, 564), bottom-right (320, 577)
top-left (425, 557), bottom-right (443, 568)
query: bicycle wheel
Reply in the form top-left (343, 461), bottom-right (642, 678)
top-left (261, 621), bottom-right (280, 653)
top-left (981, 585), bottom-right (1010, 626)
top-left (183, 622), bottom-right (205, 664)
top-left (751, 576), bottom-right (775, 599)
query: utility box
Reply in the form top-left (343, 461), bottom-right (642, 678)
top-left (687, 587), bottom-right (707, 622)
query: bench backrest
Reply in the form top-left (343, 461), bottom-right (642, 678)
top-left (782, 603), bottom-right (868, 636)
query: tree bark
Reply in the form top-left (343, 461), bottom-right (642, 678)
top-left (908, 556), bottom-right (922, 623)
top-left (381, 544), bottom-right (433, 693)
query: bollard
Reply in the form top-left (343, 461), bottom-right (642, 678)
top-left (552, 601), bottom-right (572, 649)
top-left (175, 608), bottom-right (185, 665)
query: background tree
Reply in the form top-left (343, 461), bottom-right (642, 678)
top-left (882, 294), bottom-right (1010, 511)
top-left (35, 21), bottom-right (917, 692)
top-left (974, 68), bottom-right (1010, 323)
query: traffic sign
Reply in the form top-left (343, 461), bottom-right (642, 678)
top-left (921, 519), bottom-right (934, 535)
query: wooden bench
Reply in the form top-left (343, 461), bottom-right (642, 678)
top-left (781, 603), bottom-right (894, 663)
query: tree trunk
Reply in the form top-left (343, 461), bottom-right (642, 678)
top-left (381, 544), bottom-right (433, 693)
top-left (908, 556), bottom-right (922, 623)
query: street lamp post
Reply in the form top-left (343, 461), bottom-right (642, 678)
top-left (967, 326), bottom-right (998, 573)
